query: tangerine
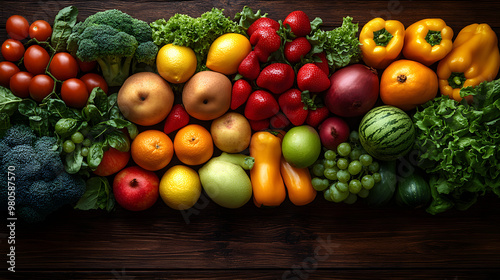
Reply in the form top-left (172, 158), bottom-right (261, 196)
top-left (131, 130), bottom-right (174, 171)
top-left (174, 124), bottom-right (213, 166)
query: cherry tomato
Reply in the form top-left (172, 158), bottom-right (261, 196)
top-left (80, 73), bottom-right (109, 94)
top-left (0, 61), bottom-right (20, 87)
top-left (1, 39), bottom-right (25, 62)
top-left (77, 58), bottom-right (97, 73)
top-left (6, 15), bottom-right (29, 40)
top-left (9, 71), bottom-right (33, 98)
top-left (61, 78), bottom-right (89, 108)
top-left (23, 45), bottom-right (50, 75)
top-left (29, 20), bottom-right (52, 42)
top-left (49, 52), bottom-right (79, 81)
top-left (29, 74), bottom-right (54, 102)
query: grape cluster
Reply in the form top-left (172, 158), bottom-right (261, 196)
top-left (61, 130), bottom-right (91, 156)
top-left (310, 131), bottom-right (381, 204)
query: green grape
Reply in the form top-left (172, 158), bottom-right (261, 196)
top-left (337, 142), bottom-right (352, 157)
top-left (82, 138), bottom-right (92, 147)
top-left (324, 188), bottom-right (334, 202)
top-left (358, 188), bottom-right (370, 198)
top-left (361, 175), bottom-right (375, 190)
top-left (347, 160), bottom-right (362, 175)
top-left (71, 132), bottom-right (84, 144)
top-left (359, 154), bottom-right (373, 166)
top-left (349, 131), bottom-right (360, 143)
top-left (324, 168), bottom-right (338, 181)
top-left (336, 181), bottom-right (348, 192)
top-left (349, 149), bottom-right (362, 161)
top-left (368, 161), bottom-right (380, 173)
top-left (324, 159), bottom-right (336, 169)
top-left (312, 177), bottom-right (329, 191)
top-left (348, 179), bottom-right (362, 194)
top-left (337, 170), bottom-right (351, 183)
top-left (324, 150), bottom-right (337, 160)
top-left (312, 163), bottom-right (325, 177)
top-left (344, 193), bottom-right (358, 204)
top-left (81, 147), bottom-right (89, 157)
top-left (63, 140), bottom-right (76, 153)
top-left (337, 158), bottom-right (349, 170)
top-left (372, 172), bottom-right (382, 183)
top-left (330, 186), bottom-right (349, 203)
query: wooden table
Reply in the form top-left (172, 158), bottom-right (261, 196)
top-left (2, 0), bottom-right (500, 279)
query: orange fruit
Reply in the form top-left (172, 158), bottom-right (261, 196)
top-left (174, 124), bottom-right (214, 166)
top-left (380, 59), bottom-right (438, 111)
top-left (131, 130), bottom-right (174, 171)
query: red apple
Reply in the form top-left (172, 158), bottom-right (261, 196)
top-left (93, 147), bottom-right (130, 177)
top-left (318, 117), bottom-right (350, 150)
top-left (113, 166), bottom-right (159, 211)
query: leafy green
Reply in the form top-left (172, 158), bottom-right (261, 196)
top-left (413, 79), bottom-right (500, 214)
top-left (0, 86), bottom-right (22, 135)
top-left (150, 7), bottom-right (246, 72)
top-left (51, 6), bottom-right (79, 52)
top-left (233, 6), bottom-right (267, 30)
top-left (75, 176), bottom-right (115, 212)
top-left (307, 16), bottom-right (362, 72)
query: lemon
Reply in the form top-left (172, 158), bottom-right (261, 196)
top-left (159, 165), bottom-right (201, 210)
top-left (156, 44), bottom-right (197, 84)
top-left (206, 33), bottom-right (252, 75)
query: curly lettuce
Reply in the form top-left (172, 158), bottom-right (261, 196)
top-left (413, 79), bottom-right (500, 214)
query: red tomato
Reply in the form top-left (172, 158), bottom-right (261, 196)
top-left (9, 71), bottom-right (33, 98)
top-left (29, 20), bottom-right (52, 42)
top-left (77, 58), bottom-right (97, 73)
top-left (0, 61), bottom-right (20, 87)
top-left (61, 78), bottom-right (89, 108)
top-left (1, 39), bottom-right (25, 62)
top-left (49, 52), bottom-right (79, 81)
top-left (6, 15), bottom-right (29, 40)
top-left (24, 45), bottom-right (50, 75)
top-left (29, 74), bottom-right (54, 102)
top-left (80, 73), bottom-right (109, 94)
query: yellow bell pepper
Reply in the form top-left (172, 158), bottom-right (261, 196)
top-left (403, 18), bottom-right (454, 66)
top-left (437, 23), bottom-right (500, 102)
top-left (280, 157), bottom-right (316, 206)
top-left (360, 18), bottom-right (405, 69)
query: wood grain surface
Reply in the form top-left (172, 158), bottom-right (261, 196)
top-left (1, 1), bottom-right (500, 279)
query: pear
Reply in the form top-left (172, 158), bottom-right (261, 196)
top-left (199, 152), bottom-right (254, 209)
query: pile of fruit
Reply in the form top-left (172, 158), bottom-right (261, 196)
top-left (1, 6), bottom-right (499, 223)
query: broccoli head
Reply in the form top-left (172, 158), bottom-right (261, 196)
top-left (0, 125), bottom-right (86, 223)
top-left (66, 9), bottom-right (157, 86)
top-left (1, 124), bottom-right (36, 147)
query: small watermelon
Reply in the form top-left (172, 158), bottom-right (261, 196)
top-left (359, 105), bottom-right (415, 161)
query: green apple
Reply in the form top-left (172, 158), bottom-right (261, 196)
top-left (282, 125), bottom-right (321, 168)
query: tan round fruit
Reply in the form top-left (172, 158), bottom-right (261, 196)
top-left (182, 71), bottom-right (232, 121)
top-left (117, 72), bottom-right (174, 126)
top-left (211, 112), bottom-right (251, 153)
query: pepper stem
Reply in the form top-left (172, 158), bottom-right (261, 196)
top-left (425, 30), bottom-right (442, 47)
top-left (448, 72), bottom-right (466, 89)
top-left (373, 28), bottom-right (393, 47)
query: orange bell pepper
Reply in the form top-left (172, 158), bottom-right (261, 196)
top-left (402, 18), bottom-right (454, 66)
top-left (250, 131), bottom-right (286, 207)
top-left (359, 17), bottom-right (405, 69)
top-left (280, 157), bottom-right (316, 206)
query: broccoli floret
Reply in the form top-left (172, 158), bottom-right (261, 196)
top-left (67, 9), bottom-right (156, 86)
top-left (0, 125), bottom-right (86, 223)
top-left (1, 124), bottom-right (36, 147)
top-left (132, 41), bottom-right (158, 73)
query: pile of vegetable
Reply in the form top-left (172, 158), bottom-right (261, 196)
top-left (1, 5), bottom-right (499, 223)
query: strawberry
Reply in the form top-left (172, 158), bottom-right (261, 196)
top-left (270, 112), bottom-right (290, 129)
top-left (284, 37), bottom-right (311, 64)
top-left (297, 63), bottom-right (331, 93)
top-left (313, 52), bottom-right (329, 76)
top-left (250, 27), bottom-right (281, 62)
top-left (256, 63), bottom-right (295, 94)
top-left (247, 17), bottom-right (280, 37)
top-left (244, 90), bottom-right (280, 121)
top-left (306, 106), bottom-right (330, 128)
top-left (231, 79), bottom-right (252, 110)
top-left (238, 51), bottom-right (260, 81)
top-left (163, 104), bottom-right (190, 134)
top-left (283, 11), bottom-right (311, 37)
top-left (278, 89), bottom-right (309, 126)
top-left (249, 118), bottom-right (270, 131)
